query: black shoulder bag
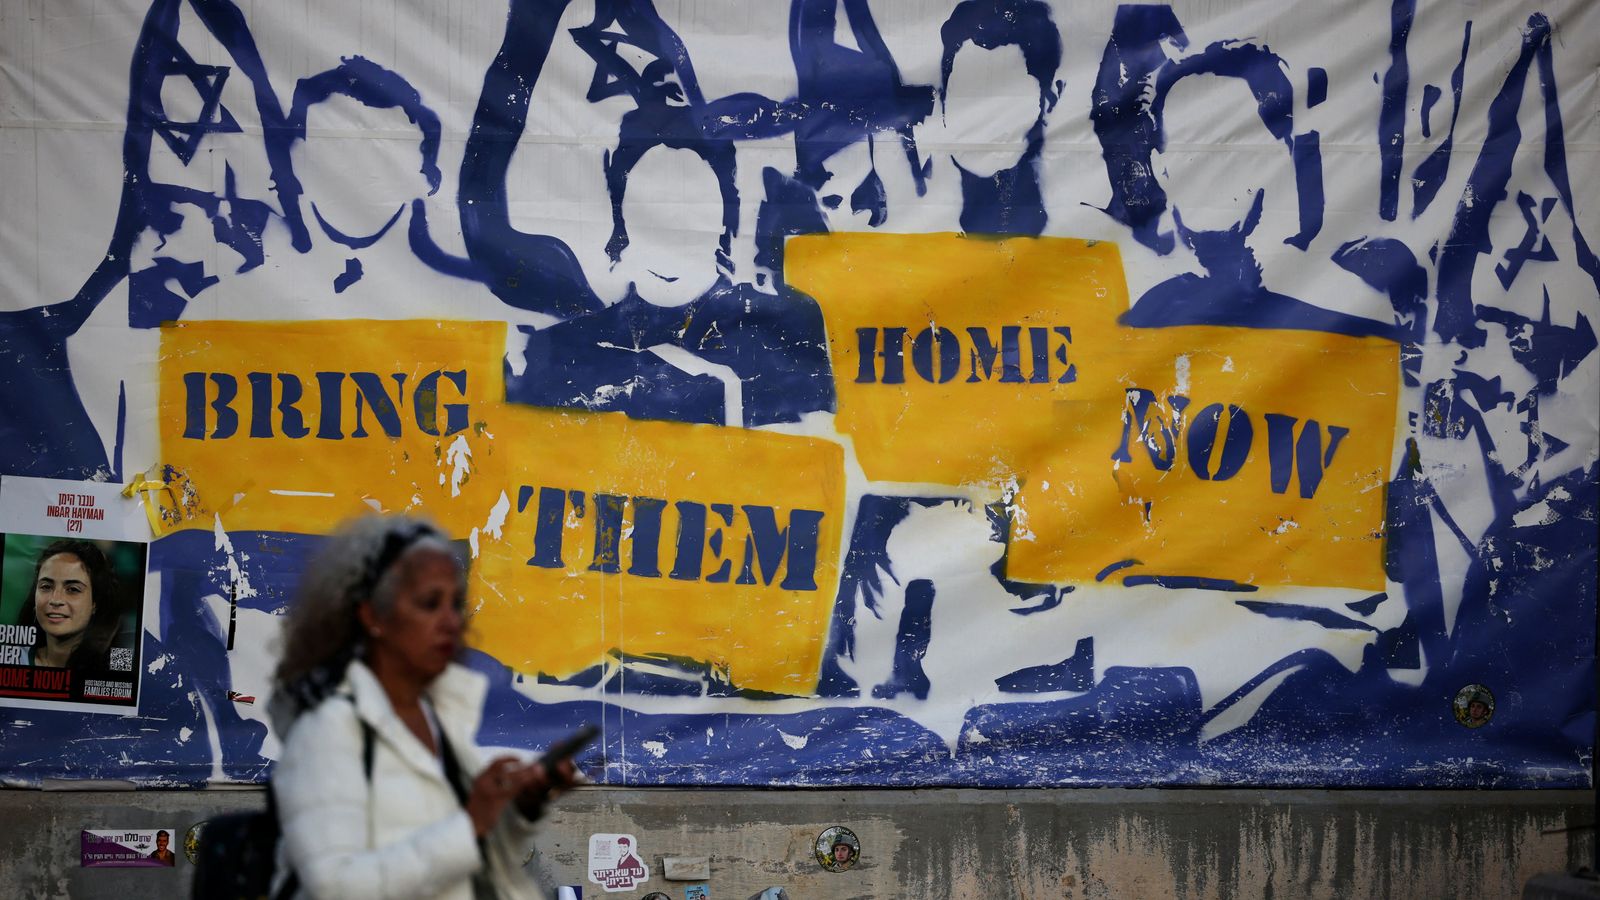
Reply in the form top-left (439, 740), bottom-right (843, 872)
top-left (191, 714), bottom-right (375, 900)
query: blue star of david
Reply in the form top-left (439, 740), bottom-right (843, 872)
top-left (569, 3), bottom-right (689, 106)
top-left (1495, 192), bottom-right (1560, 289)
top-left (151, 37), bottom-right (241, 165)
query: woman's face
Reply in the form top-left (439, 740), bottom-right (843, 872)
top-left (34, 553), bottom-right (94, 641)
top-left (371, 550), bottom-right (466, 681)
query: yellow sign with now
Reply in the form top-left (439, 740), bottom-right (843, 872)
top-left (790, 232), bottom-right (1398, 589)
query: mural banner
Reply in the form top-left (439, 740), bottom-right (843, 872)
top-left (0, 0), bottom-right (1594, 787)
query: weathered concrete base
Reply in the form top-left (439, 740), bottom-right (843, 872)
top-left (1524, 871), bottom-right (1600, 899)
top-left (3, 787), bottom-right (1592, 899)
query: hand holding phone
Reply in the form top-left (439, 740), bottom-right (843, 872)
top-left (538, 723), bottom-right (599, 772)
top-left (515, 724), bottom-right (599, 819)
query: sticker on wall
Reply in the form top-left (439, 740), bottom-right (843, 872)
top-left (182, 822), bottom-right (204, 865)
top-left (815, 825), bottom-right (860, 872)
top-left (1454, 684), bottom-right (1496, 728)
top-left (641, 893), bottom-right (670, 900)
top-left (557, 888), bottom-right (584, 900)
top-left (685, 886), bottom-right (709, 900)
top-left (82, 829), bottom-right (177, 867)
top-left (589, 833), bottom-right (651, 892)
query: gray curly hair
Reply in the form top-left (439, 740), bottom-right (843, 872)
top-left (273, 514), bottom-right (461, 715)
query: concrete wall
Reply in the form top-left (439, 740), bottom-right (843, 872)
top-left (3, 787), bottom-right (1592, 899)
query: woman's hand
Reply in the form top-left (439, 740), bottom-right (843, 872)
top-left (467, 756), bottom-right (543, 837)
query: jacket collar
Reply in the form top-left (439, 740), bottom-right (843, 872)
top-left (344, 660), bottom-right (488, 779)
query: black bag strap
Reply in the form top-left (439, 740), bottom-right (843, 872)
top-left (271, 699), bottom-right (374, 900)
top-left (436, 725), bottom-right (501, 900)
top-left (361, 716), bottom-right (376, 780)
top-left (436, 728), bottom-right (471, 808)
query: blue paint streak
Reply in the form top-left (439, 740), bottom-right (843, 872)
top-left (1411, 23), bottom-right (1471, 218)
top-left (407, 199), bottom-right (483, 280)
top-left (1378, 0), bottom-right (1415, 221)
top-left (312, 204), bottom-right (403, 251)
top-left (1091, 5), bottom-right (1187, 254)
top-left (1123, 575), bottom-right (1258, 592)
top-left (1420, 85), bottom-right (1441, 138)
top-left (995, 637), bottom-right (1093, 693)
top-left (333, 257), bottom-right (363, 293)
top-left (1345, 593), bottom-right (1387, 616)
top-left (112, 381), bottom-right (127, 481)
top-left (1095, 559), bottom-right (1141, 582)
top-left (460, 0), bottom-right (603, 318)
top-left (1234, 601), bottom-right (1379, 632)
top-left (1306, 67), bottom-right (1328, 108)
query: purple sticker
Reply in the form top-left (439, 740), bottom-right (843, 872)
top-left (82, 829), bottom-right (177, 867)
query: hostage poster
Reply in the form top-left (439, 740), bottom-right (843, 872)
top-left (0, 477), bottom-right (152, 715)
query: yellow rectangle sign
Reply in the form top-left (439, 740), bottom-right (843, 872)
top-left (158, 319), bottom-right (508, 535)
top-left (789, 232), bottom-right (1398, 589)
top-left (471, 407), bottom-right (846, 696)
top-left (158, 319), bottom-right (847, 694)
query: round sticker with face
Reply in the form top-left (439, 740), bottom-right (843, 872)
top-left (815, 825), bottom-right (861, 872)
top-left (641, 894), bottom-right (671, 900)
top-left (1452, 684), bottom-right (1495, 728)
top-left (183, 821), bottom-right (204, 865)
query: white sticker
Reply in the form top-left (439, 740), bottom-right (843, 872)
top-left (588, 833), bottom-right (651, 893)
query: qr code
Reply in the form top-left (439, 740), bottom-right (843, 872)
top-left (109, 647), bottom-right (133, 672)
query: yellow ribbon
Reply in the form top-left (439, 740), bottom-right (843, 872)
top-left (122, 478), bottom-right (179, 537)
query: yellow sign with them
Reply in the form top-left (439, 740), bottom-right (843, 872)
top-left (158, 319), bottom-right (846, 695)
top-left (789, 232), bottom-right (1398, 590)
top-left (471, 407), bottom-right (845, 696)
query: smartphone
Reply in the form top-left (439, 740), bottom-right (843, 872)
top-left (538, 723), bottom-right (600, 771)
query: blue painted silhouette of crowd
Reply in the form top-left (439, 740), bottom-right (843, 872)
top-left (0, 0), bottom-right (1592, 787)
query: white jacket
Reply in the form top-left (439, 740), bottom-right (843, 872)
top-left (272, 661), bottom-right (549, 900)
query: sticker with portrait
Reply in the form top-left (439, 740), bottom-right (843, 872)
top-left (0, 476), bottom-right (153, 715)
top-left (1453, 684), bottom-right (1496, 728)
top-left (82, 828), bottom-right (177, 867)
top-left (588, 833), bottom-right (651, 892)
top-left (815, 825), bottom-right (861, 872)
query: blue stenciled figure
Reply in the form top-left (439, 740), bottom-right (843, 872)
top-left (0, 0), bottom-right (291, 481)
top-left (462, 0), bottom-right (835, 428)
top-left (1390, 14), bottom-right (1599, 700)
top-left (937, 0), bottom-right (1061, 236)
top-left (1099, 39), bottom-right (1394, 338)
top-left (283, 57), bottom-right (480, 293)
top-left (753, 0), bottom-right (934, 284)
top-left (510, 107), bottom-right (834, 427)
top-left (0, 0), bottom-right (294, 783)
top-left (818, 495), bottom-right (1068, 701)
top-left (122, 4), bottom-right (286, 330)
